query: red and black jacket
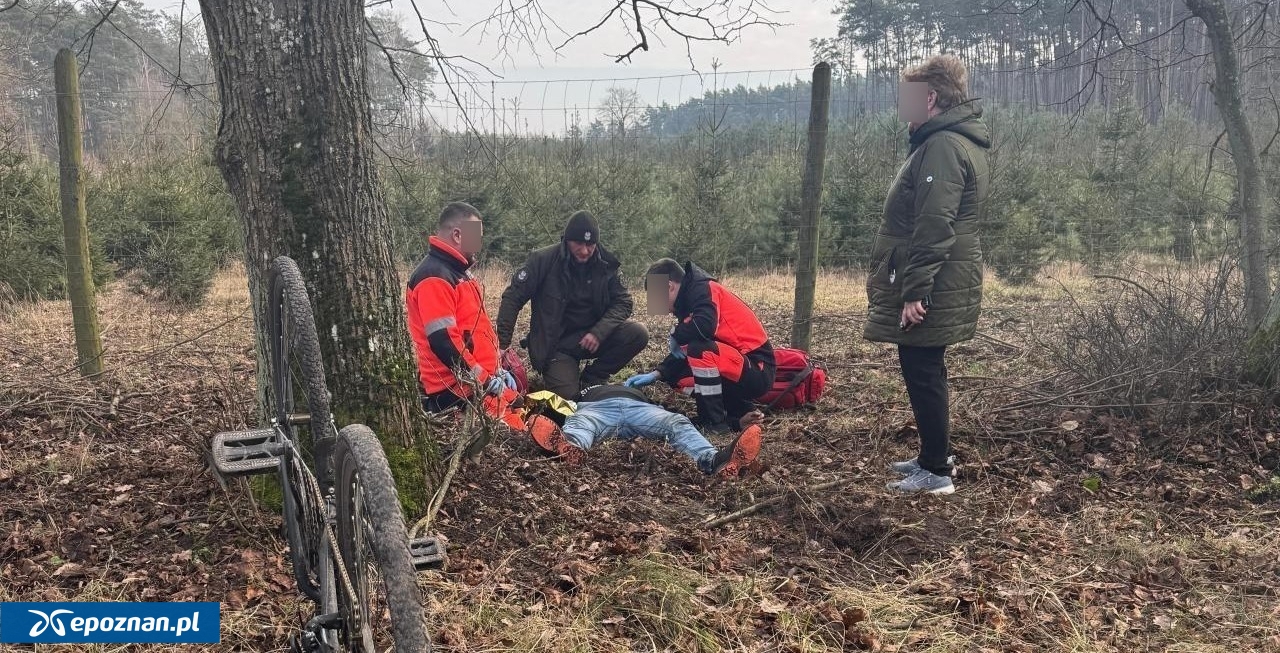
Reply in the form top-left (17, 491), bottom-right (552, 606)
top-left (666, 261), bottom-right (774, 365)
top-left (406, 236), bottom-right (500, 396)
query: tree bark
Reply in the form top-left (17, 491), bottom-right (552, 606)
top-left (1185, 0), bottom-right (1271, 328)
top-left (198, 1), bottom-right (423, 496)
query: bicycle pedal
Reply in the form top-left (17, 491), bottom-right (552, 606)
top-left (211, 428), bottom-right (282, 477)
top-left (409, 535), bottom-right (448, 571)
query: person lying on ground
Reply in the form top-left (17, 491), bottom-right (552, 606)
top-left (626, 259), bottom-right (776, 435)
top-left (526, 383), bottom-right (764, 478)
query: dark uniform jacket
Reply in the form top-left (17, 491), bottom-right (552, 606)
top-left (496, 242), bottom-right (633, 371)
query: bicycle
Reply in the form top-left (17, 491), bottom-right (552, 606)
top-left (209, 256), bottom-right (445, 653)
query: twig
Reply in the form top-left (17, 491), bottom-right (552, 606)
top-left (410, 431), bottom-right (472, 538)
top-left (823, 362), bottom-right (885, 370)
top-left (704, 477), bottom-right (853, 529)
top-left (410, 379), bottom-right (503, 537)
top-left (1093, 274), bottom-right (1160, 303)
top-left (973, 331), bottom-right (1023, 353)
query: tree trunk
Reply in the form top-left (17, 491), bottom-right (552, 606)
top-left (1185, 0), bottom-right (1271, 329)
top-left (198, 1), bottom-right (425, 501)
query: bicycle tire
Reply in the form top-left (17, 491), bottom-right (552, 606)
top-left (333, 424), bottom-right (431, 653)
top-left (266, 255), bottom-right (334, 603)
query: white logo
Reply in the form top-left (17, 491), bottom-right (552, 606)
top-left (584, 231), bottom-right (592, 241)
top-left (28, 609), bottom-right (73, 637)
top-left (516, 269), bottom-right (527, 282)
top-left (925, 175), bottom-right (933, 182)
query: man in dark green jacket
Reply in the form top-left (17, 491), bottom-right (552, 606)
top-left (497, 211), bottom-right (649, 399)
top-left (864, 55), bottom-right (991, 495)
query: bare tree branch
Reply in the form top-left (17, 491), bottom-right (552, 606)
top-left (1259, 91), bottom-right (1280, 157)
top-left (616, 0), bottom-right (649, 63)
top-left (73, 0), bottom-right (122, 77)
top-left (467, 0), bottom-right (562, 67)
top-left (555, 2), bottom-right (620, 53)
top-left (365, 16), bottom-right (411, 101)
top-left (101, 11), bottom-right (213, 98)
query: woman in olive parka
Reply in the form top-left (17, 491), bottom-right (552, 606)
top-left (866, 55), bottom-right (991, 495)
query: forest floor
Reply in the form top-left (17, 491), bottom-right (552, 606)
top-left (2, 264), bottom-right (1279, 652)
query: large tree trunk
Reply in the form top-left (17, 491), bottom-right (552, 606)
top-left (1185, 0), bottom-right (1271, 328)
top-left (198, 1), bottom-right (423, 496)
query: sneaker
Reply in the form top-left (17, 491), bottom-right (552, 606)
top-left (710, 425), bottom-right (762, 478)
top-left (888, 455), bottom-right (955, 477)
top-left (886, 468), bottom-right (955, 495)
top-left (528, 415), bottom-right (584, 464)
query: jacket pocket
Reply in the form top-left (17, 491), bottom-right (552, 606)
top-left (868, 242), bottom-right (904, 293)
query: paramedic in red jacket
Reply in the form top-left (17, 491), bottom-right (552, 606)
top-left (626, 259), bottom-right (776, 434)
top-left (406, 202), bottom-right (523, 430)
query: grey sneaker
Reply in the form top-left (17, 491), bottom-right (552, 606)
top-left (886, 468), bottom-right (955, 495)
top-left (888, 455), bottom-right (955, 477)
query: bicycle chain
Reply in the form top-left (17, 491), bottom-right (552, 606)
top-left (290, 434), bottom-right (360, 620)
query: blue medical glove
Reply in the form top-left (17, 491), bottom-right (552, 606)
top-left (499, 368), bottom-right (517, 391)
top-left (668, 335), bottom-right (686, 359)
top-left (625, 371), bottom-right (660, 388)
top-left (485, 374), bottom-right (507, 395)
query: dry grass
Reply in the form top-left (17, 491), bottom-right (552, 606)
top-left (3, 262), bottom-right (1279, 652)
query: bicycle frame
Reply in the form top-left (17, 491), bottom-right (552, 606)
top-left (273, 420), bottom-right (348, 653)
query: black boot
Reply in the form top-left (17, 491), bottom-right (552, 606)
top-left (695, 393), bottom-right (731, 434)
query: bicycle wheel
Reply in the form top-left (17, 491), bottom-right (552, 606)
top-left (266, 255), bottom-right (335, 602)
top-left (332, 424), bottom-right (430, 653)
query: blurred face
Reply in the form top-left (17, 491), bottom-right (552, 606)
top-left (897, 81), bottom-right (937, 129)
top-left (440, 215), bottom-right (482, 254)
top-left (568, 240), bottom-right (597, 263)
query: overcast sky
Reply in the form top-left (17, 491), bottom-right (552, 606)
top-left (139, 0), bottom-right (840, 133)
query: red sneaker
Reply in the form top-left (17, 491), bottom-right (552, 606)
top-left (528, 415), bottom-right (583, 464)
top-left (715, 425), bottom-right (762, 478)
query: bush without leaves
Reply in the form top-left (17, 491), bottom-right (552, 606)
top-left (1039, 259), bottom-right (1258, 429)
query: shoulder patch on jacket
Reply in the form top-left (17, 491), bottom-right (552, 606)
top-left (515, 268), bottom-right (528, 282)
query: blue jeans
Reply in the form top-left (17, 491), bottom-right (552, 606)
top-left (561, 397), bottom-right (719, 473)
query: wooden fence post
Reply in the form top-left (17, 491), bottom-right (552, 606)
top-left (791, 62), bottom-right (832, 351)
top-left (55, 48), bottom-right (104, 377)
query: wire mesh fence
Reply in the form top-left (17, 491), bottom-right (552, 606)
top-left (0, 62), bottom-right (1264, 314)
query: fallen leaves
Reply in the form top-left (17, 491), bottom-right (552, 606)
top-left (759, 597), bottom-right (788, 615)
top-left (51, 562), bottom-right (86, 578)
top-left (5, 274), bottom-right (1280, 653)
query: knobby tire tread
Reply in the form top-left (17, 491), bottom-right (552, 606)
top-left (334, 424), bottom-right (430, 653)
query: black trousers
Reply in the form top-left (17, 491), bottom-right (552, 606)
top-left (422, 390), bottom-right (465, 414)
top-left (898, 344), bottom-right (953, 476)
top-left (662, 344), bottom-right (775, 432)
top-left (542, 320), bottom-right (650, 399)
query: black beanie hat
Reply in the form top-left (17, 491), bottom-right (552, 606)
top-left (563, 210), bottom-right (600, 244)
